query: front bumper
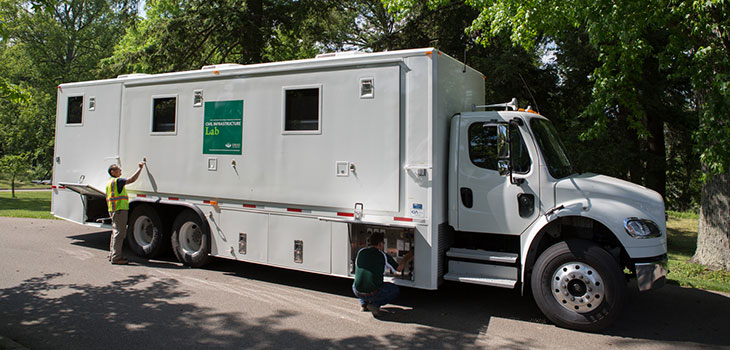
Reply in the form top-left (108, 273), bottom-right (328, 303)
top-left (635, 257), bottom-right (668, 291)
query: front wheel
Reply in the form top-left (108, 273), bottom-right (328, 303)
top-left (531, 239), bottom-right (627, 332)
top-left (171, 210), bottom-right (211, 268)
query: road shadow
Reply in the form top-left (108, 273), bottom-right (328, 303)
top-left (207, 252), bottom-right (730, 347)
top-left (0, 271), bottom-right (539, 350)
top-left (67, 230), bottom-right (182, 269)
top-left (63, 228), bottom-right (730, 348)
top-left (603, 280), bottom-right (730, 346)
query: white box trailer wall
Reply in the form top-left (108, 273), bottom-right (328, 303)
top-left (52, 48), bottom-right (485, 290)
top-left (120, 65), bottom-right (402, 211)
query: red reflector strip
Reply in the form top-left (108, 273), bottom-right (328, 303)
top-left (337, 212), bottom-right (354, 217)
top-left (137, 194), bottom-right (147, 198)
top-left (52, 185), bottom-right (65, 189)
top-left (243, 204), bottom-right (256, 208)
top-left (287, 208), bottom-right (302, 213)
top-left (168, 197), bottom-right (179, 201)
top-left (394, 217), bottom-right (413, 222)
top-left (203, 200), bottom-right (211, 204)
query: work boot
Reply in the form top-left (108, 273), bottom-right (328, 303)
top-left (111, 258), bottom-right (129, 265)
top-left (366, 304), bottom-right (380, 316)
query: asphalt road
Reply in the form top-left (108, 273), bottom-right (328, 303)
top-left (1, 217), bottom-right (728, 350)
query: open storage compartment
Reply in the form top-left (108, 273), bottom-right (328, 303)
top-left (349, 223), bottom-right (415, 281)
top-left (58, 183), bottom-right (110, 224)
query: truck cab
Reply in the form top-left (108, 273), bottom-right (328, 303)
top-left (446, 104), bottom-right (668, 331)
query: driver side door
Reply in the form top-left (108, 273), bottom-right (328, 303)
top-left (456, 115), bottom-right (540, 234)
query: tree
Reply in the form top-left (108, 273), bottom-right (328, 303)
top-left (678, 1), bottom-right (730, 270)
top-left (1, 0), bottom-right (139, 89)
top-left (384, 0), bottom-right (729, 270)
top-left (0, 0), bottom-right (139, 175)
top-left (103, 0), bottom-right (347, 75)
top-left (0, 153), bottom-right (29, 198)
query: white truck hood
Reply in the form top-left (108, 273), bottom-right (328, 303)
top-left (554, 173), bottom-right (665, 224)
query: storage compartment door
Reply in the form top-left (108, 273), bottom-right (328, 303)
top-left (53, 84), bottom-right (122, 221)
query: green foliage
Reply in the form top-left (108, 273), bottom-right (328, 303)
top-left (0, 0), bottom-right (137, 178)
top-left (0, 78), bottom-right (28, 103)
top-left (387, 0), bottom-right (728, 179)
top-left (0, 0), bottom-right (139, 89)
top-left (103, 0), bottom-right (347, 75)
top-left (0, 152), bottom-right (30, 197)
top-left (675, 1), bottom-right (730, 176)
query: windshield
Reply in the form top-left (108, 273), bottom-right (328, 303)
top-left (530, 118), bottom-right (574, 179)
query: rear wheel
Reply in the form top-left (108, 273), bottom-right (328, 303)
top-left (127, 204), bottom-right (166, 258)
top-left (171, 210), bottom-right (211, 267)
top-left (531, 239), bottom-right (627, 332)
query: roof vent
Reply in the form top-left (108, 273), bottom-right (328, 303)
top-left (201, 63), bottom-right (243, 70)
top-left (315, 51), bottom-right (367, 59)
top-left (117, 73), bottom-right (150, 79)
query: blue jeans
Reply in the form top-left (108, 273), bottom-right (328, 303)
top-left (353, 282), bottom-right (400, 307)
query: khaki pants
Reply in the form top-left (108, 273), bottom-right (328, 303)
top-left (109, 210), bottom-right (128, 262)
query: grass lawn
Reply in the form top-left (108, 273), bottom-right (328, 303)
top-left (0, 190), bottom-right (55, 219)
top-left (666, 211), bottom-right (730, 293)
top-left (0, 178), bottom-right (50, 190)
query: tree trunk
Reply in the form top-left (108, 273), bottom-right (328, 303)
top-left (644, 114), bottom-right (666, 199)
top-left (691, 170), bottom-right (730, 270)
top-left (11, 175), bottom-right (15, 198)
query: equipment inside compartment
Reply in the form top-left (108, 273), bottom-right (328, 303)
top-left (348, 223), bottom-right (415, 280)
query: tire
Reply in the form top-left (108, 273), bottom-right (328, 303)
top-left (530, 239), bottom-right (627, 332)
top-left (127, 204), bottom-right (167, 258)
top-left (171, 209), bottom-right (211, 267)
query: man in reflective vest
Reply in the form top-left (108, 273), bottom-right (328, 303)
top-left (106, 161), bottom-right (145, 265)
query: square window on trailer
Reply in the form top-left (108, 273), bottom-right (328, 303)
top-left (67, 96), bottom-right (83, 124)
top-left (152, 96), bottom-right (177, 133)
top-left (283, 86), bottom-right (321, 133)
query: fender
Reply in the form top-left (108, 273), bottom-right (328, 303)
top-left (520, 197), bottom-right (666, 293)
top-left (520, 199), bottom-right (586, 293)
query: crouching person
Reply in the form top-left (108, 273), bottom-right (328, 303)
top-left (352, 231), bottom-right (413, 316)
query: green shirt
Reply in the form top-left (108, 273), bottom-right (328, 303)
top-left (353, 247), bottom-right (399, 293)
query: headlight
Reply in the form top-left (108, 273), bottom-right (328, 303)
top-left (624, 218), bottom-right (662, 239)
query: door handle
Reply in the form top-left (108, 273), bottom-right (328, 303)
top-left (460, 187), bottom-right (473, 208)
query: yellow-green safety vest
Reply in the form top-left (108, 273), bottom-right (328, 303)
top-left (106, 178), bottom-right (129, 212)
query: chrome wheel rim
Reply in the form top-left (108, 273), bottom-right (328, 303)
top-left (180, 221), bottom-right (202, 255)
top-left (551, 262), bottom-right (605, 313)
top-left (133, 216), bottom-right (154, 248)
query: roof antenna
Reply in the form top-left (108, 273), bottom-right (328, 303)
top-left (518, 73), bottom-right (539, 113)
top-left (462, 46), bottom-right (469, 73)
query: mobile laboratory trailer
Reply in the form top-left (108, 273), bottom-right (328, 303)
top-left (53, 48), bottom-right (668, 331)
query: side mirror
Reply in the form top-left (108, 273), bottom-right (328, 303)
top-left (497, 160), bottom-right (510, 176)
top-left (496, 124), bottom-right (509, 159)
top-left (496, 124), bottom-right (510, 176)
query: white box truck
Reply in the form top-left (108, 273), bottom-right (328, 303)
top-left (52, 48), bottom-right (667, 331)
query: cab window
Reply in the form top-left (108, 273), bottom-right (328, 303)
top-left (468, 123), bottom-right (499, 170)
top-left (468, 123), bottom-right (531, 173)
